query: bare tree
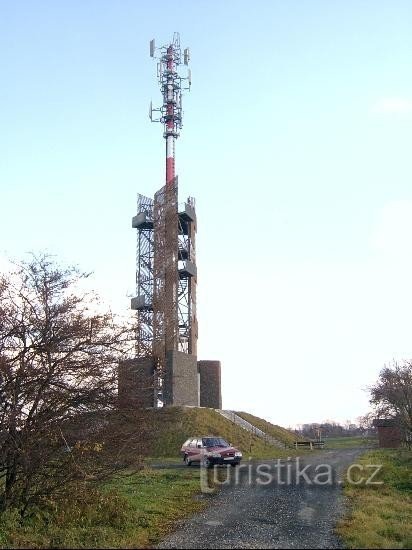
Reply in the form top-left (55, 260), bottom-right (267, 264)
top-left (369, 360), bottom-right (412, 434)
top-left (357, 412), bottom-right (376, 432)
top-left (0, 255), bottom-right (151, 516)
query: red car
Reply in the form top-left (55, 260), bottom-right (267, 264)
top-left (181, 436), bottom-right (243, 467)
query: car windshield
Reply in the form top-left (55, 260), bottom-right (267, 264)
top-left (202, 437), bottom-right (229, 448)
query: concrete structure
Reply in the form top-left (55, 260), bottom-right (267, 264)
top-left (164, 351), bottom-right (199, 406)
top-left (373, 418), bottom-right (403, 448)
top-left (199, 361), bottom-right (222, 409)
top-left (118, 358), bottom-right (155, 409)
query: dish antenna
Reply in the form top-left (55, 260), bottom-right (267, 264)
top-left (149, 39), bottom-right (155, 57)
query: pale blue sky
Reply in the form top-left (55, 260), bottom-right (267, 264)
top-left (1, 0), bottom-right (412, 427)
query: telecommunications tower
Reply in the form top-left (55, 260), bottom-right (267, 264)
top-left (128, 33), bottom-right (198, 407)
top-left (119, 34), bottom-right (222, 410)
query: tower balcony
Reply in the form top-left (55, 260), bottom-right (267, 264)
top-left (132, 212), bottom-right (154, 230)
top-left (131, 295), bottom-right (153, 311)
top-left (178, 202), bottom-right (196, 224)
top-left (178, 260), bottom-right (197, 279)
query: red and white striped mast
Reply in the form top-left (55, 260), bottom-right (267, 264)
top-left (149, 33), bottom-right (191, 186)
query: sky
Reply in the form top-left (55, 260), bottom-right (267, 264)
top-left (1, 0), bottom-right (412, 428)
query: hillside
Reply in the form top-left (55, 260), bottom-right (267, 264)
top-left (147, 407), bottom-right (297, 459)
top-left (236, 411), bottom-right (301, 446)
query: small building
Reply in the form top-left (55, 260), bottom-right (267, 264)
top-left (373, 418), bottom-right (402, 448)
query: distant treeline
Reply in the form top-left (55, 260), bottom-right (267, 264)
top-left (294, 422), bottom-right (374, 439)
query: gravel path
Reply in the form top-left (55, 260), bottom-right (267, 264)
top-left (157, 448), bottom-right (364, 549)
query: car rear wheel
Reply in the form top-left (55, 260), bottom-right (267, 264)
top-left (184, 455), bottom-right (191, 467)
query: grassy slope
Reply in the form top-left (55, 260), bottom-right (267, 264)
top-left (148, 406), bottom-right (296, 459)
top-left (337, 449), bottom-right (412, 549)
top-left (236, 411), bottom-right (302, 446)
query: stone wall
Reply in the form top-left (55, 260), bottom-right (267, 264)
top-left (198, 360), bottom-right (222, 409)
top-left (118, 357), bottom-right (156, 409)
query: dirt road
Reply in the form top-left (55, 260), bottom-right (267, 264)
top-left (157, 448), bottom-right (364, 549)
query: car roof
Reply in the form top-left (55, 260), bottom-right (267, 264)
top-left (183, 436), bottom-right (232, 448)
top-left (186, 435), bottom-right (227, 439)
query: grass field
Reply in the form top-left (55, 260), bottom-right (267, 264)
top-left (337, 448), bottom-right (412, 549)
top-left (0, 468), bottom-right (204, 549)
top-left (324, 435), bottom-right (378, 449)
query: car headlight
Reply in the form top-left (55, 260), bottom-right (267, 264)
top-left (235, 452), bottom-right (242, 457)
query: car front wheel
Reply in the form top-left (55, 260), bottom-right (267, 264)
top-left (184, 455), bottom-right (191, 467)
top-left (203, 457), bottom-right (214, 469)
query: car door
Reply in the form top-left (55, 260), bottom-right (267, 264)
top-left (187, 439), bottom-right (198, 461)
top-left (181, 438), bottom-right (191, 457)
top-left (192, 438), bottom-right (204, 462)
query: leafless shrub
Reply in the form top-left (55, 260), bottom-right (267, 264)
top-left (0, 254), bottom-right (152, 516)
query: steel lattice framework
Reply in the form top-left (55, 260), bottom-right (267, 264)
top-left (177, 196), bottom-right (197, 356)
top-left (133, 194), bottom-right (154, 358)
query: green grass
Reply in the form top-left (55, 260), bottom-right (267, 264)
top-left (324, 435), bottom-right (378, 449)
top-left (0, 468), bottom-right (204, 549)
top-left (147, 406), bottom-right (300, 459)
top-left (337, 449), bottom-right (412, 549)
top-left (236, 411), bottom-right (303, 446)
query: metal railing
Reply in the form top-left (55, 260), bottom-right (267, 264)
top-left (216, 409), bottom-right (285, 449)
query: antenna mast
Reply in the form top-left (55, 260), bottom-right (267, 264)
top-left (149, 32), bottom-right (191, 186)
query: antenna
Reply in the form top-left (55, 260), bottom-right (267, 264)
top-left (188, 69), bottom-right (192, 87)
top-left (184, 48), bottom-right (190, 65)
top-left (149, 34), bottom-right (191, 184)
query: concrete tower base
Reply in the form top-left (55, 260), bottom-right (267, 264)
top-left (164, 350), bottom-right (199, 406)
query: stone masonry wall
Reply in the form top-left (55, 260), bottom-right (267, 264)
top-left (118, 357), bottom-right (156, 409)
top-left (198, 360), bottom-right (222, 409)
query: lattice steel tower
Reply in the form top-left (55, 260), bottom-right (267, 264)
top-left (131, 33), bottom-right (197, 406)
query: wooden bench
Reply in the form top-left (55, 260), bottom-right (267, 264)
top-left (294, 440), bottom-right (325, 450)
